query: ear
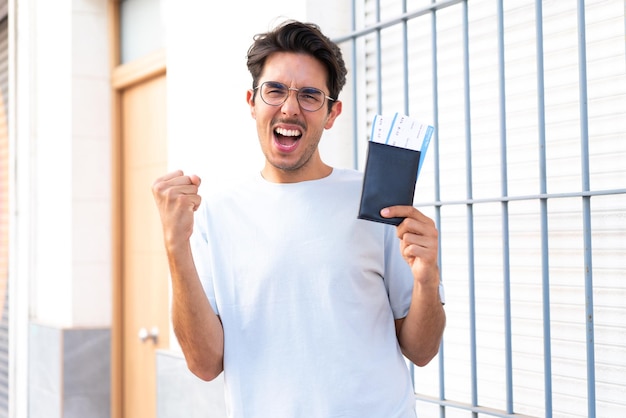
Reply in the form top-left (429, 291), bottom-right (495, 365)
top-left (247, 89), bottom-right (257, 119)
top-left (324, 100), bottom-right (343, 130)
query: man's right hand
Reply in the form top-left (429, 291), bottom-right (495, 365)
top-left (152, 170), bottom-right (202, 249)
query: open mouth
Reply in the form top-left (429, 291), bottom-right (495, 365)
top-left (274, 127), bottom-right (302, 150)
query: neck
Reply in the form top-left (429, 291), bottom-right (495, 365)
top-left (261, 162), bottom-right (333, 184)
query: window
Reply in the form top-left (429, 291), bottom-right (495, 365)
top-left (335, 1), bottom-right (626, 416)
top-left (119, 0), bottom-right (165, 63)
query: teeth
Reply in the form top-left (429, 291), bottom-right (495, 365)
top-left (275, 127), bottom-right (301, 137)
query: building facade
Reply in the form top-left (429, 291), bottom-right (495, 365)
top-left (4, 0), bottom-right (625, 417)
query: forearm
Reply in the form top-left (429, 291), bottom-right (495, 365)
top-left (168, 242), bottom-right (224, 381)
top-left (397, 278), bottom-right (446, 367)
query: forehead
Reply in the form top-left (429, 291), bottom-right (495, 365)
top-left (260, 52), bottom-right (328, 87)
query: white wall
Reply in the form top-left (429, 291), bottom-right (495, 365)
top-left (10, 0), bottom-right (33, 416)
top-left (69, 0), bottom-right (111, 327)
top-left (13, 0), bottom-right (111, 328)
top-left (30, 0), bottom-right (73, 326)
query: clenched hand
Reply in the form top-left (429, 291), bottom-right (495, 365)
top-left (152, 170), bottom-right (202, 250)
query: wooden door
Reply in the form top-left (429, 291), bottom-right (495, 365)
top-left (120, 73), bottom-right (169, 418)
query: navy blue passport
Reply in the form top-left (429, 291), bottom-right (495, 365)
top-left (357, 141), bottom-right (421, 226)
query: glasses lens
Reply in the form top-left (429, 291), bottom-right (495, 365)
top-left (297, 87), bottom-right (324, 111)
top-left (259, 82), bottom-right (327, 111)
top-left (260, 82), bottom-right (288, 106)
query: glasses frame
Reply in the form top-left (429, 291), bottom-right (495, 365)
top-left (254, 81), bottom-right (335, 112)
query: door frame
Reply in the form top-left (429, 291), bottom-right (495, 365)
top-left (108, 3), bottom-right (167, 417)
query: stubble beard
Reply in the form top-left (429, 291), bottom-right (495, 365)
top-left (267, 139), bottom-right (319, 173)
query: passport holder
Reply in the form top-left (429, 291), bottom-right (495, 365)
top-left (357, 141), bottom-right (421, 226)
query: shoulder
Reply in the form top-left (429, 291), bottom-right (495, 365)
top-left (331, 167), bottom-right (363, 182)
top-left (194, 175), bottom-right (261, 223)
top-left (202, 173), bottom-right (263, 202)
top-left (326, 167), bottom-right (364, 193)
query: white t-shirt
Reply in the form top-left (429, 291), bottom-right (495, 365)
top-left (191, 168), bottom-right (417, 418)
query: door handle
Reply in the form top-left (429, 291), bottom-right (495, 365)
top-left (138, 326), bottom-right (159, 344)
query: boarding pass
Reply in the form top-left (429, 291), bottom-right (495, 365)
top-left (370, 113), bottom-right (434, 179)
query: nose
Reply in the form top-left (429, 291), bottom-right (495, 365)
top-left (281, 88), bottom-right (301, 115)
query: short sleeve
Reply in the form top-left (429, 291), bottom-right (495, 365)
top-left (382, 224), bottom-right (414, 319)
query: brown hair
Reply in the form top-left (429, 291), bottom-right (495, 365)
top-left (247, 20), bottom-right (347, 112)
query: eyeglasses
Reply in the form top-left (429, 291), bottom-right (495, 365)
top-left (254, 81), bottom-right (335, 112)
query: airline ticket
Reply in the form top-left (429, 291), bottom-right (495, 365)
top-left (370, 113), bottom-right (434, 179)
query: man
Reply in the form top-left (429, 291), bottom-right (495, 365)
top-left (152, 19), bottom-right (445, 418)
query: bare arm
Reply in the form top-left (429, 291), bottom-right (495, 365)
top-left (152, 170), bottom-right (224, 380)
top-left (381, 206), bottom-right (446, 367)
